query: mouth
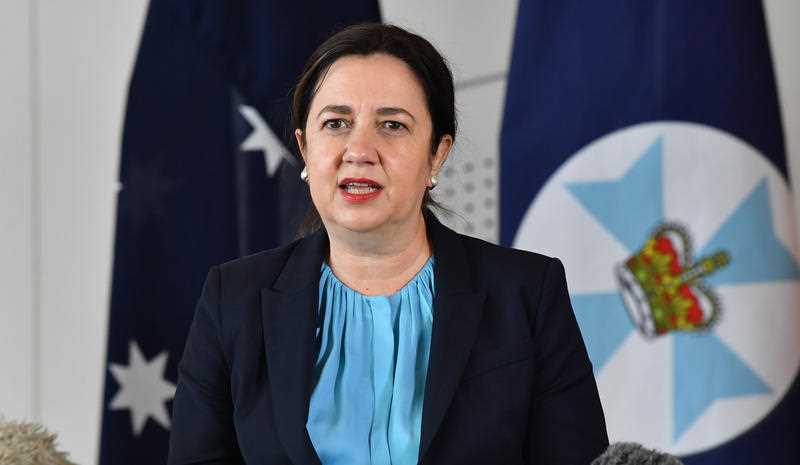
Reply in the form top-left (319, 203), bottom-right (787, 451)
top-left (339, 178), bottom-right (383, 202)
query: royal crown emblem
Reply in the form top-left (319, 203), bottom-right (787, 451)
top-left (616, 223), bottom-right (731, 337)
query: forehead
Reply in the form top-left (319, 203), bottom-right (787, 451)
top-left (311, 53), bottom-right (428, 112)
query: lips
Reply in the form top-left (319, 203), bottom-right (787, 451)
top-left (339, 177), bottom-right (383, 202)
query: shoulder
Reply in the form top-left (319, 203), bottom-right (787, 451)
top-left (211, 237), bottom-right (302, 295)
top-left (194, 237), bottom-right (310, 341)
top-left (454, 231), bottom-right (562, 288)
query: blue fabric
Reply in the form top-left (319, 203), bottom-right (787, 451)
top-left (307, 257), bottom-right (435, 465)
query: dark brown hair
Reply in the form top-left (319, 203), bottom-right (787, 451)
top-left (290, 23), bottom-right (457, 233)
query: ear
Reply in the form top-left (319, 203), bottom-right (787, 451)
top-left (431, 134), bottom-right (453, 177)
top-left (294, 128), bottom-right (307, 163)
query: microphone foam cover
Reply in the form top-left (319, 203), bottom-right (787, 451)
top-left (591, 442), bottom-right (684, 465)
top-left (0, 417), bottom-right (77, 465)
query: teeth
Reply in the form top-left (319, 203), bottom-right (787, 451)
top-left (344, 184), bottom-right (378, 194)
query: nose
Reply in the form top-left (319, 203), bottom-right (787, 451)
top-left (342, 125), bottom-right (379, 165)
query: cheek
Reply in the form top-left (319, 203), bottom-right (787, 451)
top-left (385, 155), bottom-right (432, 194)
top-left (305, 156), bottom-right (341, 204)
top-left (306, 144), bottom-right (341, 176)
top-left (406, 148), bottom-right (435, 179)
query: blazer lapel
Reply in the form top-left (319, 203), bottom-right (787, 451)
top-left (261, 229), bottom-right (328, 465)
top-left (419, 291), bottom-right (485, 460)
top-left (419, 215), bottom-right (486, 462)
top-left (258, 217), bottom-right (486, 464)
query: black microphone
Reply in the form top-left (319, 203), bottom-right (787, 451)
top-left (591, 442), bottom-right (684, 465)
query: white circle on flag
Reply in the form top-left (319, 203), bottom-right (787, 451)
top-left (512, 122), bottom-right (800, 454)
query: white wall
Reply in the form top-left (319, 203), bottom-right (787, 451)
top-left (36, 2), bottom-right (150, 463)
top-left (0, 2), bottom-right (797, 464)
top-left (0, 0), bottom-right (34, 424)
top-left (0, 1), bottom-right (148, 463)
top-left (382, 0), bottom-right (520, 242)
top-left (766, 0), bottom-right (800, 189)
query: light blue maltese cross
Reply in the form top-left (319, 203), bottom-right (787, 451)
top-left (565, 136), bottom-right (799, 440)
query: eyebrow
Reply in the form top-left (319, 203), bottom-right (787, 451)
top-left (316, 104), bottom-right (416, 122)
top-left (376, 107), bottom-right (416, 122)
top-left (317, 104), bottom-right (352, 118)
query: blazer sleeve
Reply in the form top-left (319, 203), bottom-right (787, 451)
top-left (168, 267), bottom-right (244, 465)
top-left (526, 257), bottom-right (608, 465)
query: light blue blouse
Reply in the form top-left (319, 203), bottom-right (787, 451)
top-left (306, 257), bottom-right (435, 465)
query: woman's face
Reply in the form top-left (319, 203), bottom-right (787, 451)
top-left (296, 53), bottom-right (451, 235)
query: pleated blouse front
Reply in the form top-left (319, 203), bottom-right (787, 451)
top-left (306, 257), bottom-right (435, 465)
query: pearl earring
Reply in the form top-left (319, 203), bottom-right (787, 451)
top-left (429, 175), bottom-right (438, 189)
top-left (300, 167), bottom-right (309, 182)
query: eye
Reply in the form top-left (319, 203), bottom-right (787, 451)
top-left (381, 120), bottom-right (407, 131)
top-left (323, 118), bottom-right (349, 130)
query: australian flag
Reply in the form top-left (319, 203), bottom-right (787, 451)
top-left (501, 1), bottom-right (800, 464)
top-left (99, 1), bottom-right (380, 463)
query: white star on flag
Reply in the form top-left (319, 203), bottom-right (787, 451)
top-left (239, 104), bottom-right (295, 177)
top-left (109, 340), bottom-right (176, 436)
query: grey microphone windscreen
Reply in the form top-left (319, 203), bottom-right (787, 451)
top-left (0, 417), bottom-right (77, 465)
top-left (591, 442), bottom-right (684, 465)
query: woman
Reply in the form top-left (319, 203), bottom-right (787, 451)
top-left (169, 23), bottom-right (608, 465)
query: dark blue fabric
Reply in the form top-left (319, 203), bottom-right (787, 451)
top-left (500, 1), bottom-right (797, 464)
top-left (99, 1), bottom-right (380, 463)
top-left (167, 214), bottom-right (608, 464)
top-left (501, 0), bottom-right (786, 246)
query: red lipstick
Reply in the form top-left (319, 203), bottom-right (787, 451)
top-left (339, 177), bottom-right (383, 203)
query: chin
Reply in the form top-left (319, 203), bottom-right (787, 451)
top-left (342, 218), bottom-right (388, 234)
top-left (336, 211), bottom-right (425, 236)
top-left (326, 212), bottom-right (388, 234)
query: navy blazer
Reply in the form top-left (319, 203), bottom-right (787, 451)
top-left (168, 214), bottom-right (608, 465)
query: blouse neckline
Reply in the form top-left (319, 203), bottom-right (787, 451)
top-left (320, 256), bottom-right (435, 299)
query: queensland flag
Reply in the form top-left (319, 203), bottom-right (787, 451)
top-left (98, 1), bottom-right (380, 463)
top-left (501, 1), bottom-right (800, 463)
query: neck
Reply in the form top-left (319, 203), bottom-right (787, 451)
top-left (326, 213), bottom-right (432, 296)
